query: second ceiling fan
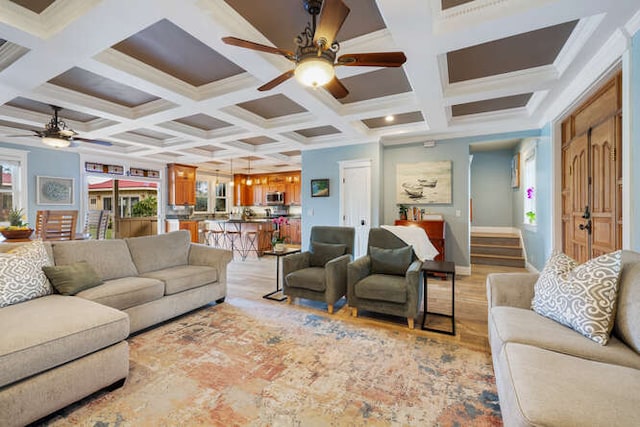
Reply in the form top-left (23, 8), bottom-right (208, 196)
top-left (222, 0), bottom-right (407, 99)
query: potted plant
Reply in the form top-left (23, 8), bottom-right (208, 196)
top-left (398, 204), bottom-right (408, 220)
top-left (1, 207), bottom-right (33, 240)
top-left (271, 216), bottom-right (289, 251)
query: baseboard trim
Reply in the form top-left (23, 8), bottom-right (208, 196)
top-left (525, 262), bottom-right (539, 273)
top-left (471, 226), bottom-right (520, 235)
top-left (455, 265), bottom-right (471, 276)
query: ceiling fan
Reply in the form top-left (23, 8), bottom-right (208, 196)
top-left (6, 105), bottom-right (112, 148)
top-left (222, 0), bottom-right (407, 99)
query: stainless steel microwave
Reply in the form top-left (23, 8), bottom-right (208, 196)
top-left (266, 191), bottom-right (285, 205)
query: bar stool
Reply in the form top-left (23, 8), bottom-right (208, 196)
top-left (206, 221), bottom-right (225, 248)
top-left (242, 228), bottom-right (259, 260)
top-left (225, 222), bottom-right (242, 258)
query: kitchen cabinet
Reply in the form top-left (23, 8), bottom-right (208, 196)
top-left (253, 183), bottom-right (264, 206)
top-left (166, 220), bottom-right (199, 243)
top-left (167, 164), bottom-right (197, 206)
top-left (285, 173), bottom-right (301, 205)
top-left (236, 171), bottom-right (301, 207)
top-left (280, 217), bottom-right (301, 244)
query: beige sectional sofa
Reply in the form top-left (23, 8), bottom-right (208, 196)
top-left (487, 250), bottom-right (640, 427)
top-left (0, 230), bottom-right (232, 427)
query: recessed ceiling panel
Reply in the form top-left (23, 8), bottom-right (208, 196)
top-left (9, 0), bottom-right (55, 14)
top-left (294, 125), bottom-right (341, 138)
top-left (239, 136), bottom-right (277, 146)
top-left (49, 67), bottom-right (160, 107)
top-left (447, 20), bottom-right (578, 83)
top-left (113, 19), bottom-right (245, 87)
top-left (0, 40), bottom-right (29, 72)
top-left (237, 94), bottom-right (307, 119)
top-left (451, 93), bottom-right (532, 116)
top-left (224, 0), bottom-right (386, 52)
top-left (280, 150), bottom-right (301, 157)
top-left (441, 0), bottom-right (474, 10)
top-left (130, 128), bottom-right (174, 140)
top-left (174, 114), bottom-right (232, 131)
top-left (337, 67), bottom-right (412, 104)
top-left (6, 97), bottom-right (99, 122)
top-left (196, 145), bottom-right (224, 152)
top-left (362, 111), bottom-right (424, 129)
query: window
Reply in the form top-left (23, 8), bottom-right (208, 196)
top-left (90, 197), bottom-right (97, 207)
top-left (523, 148), bottom-right (536, 225)
top-left (0, 149), bottom-right (27, 225)
top-left (195, 175), bottom-right (229, 213)
top-left (103, 197), bottom-right (112, 211)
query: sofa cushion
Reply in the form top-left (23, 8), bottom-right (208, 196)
top-left (126, 231), bottom-right (191, 274)
top-left (309, 242), bottom-right (346, 267)
top-left (498, 342), bottom-right (640, 427)
top-left (286, 267), bottom-right (326, 292)
top-left (355, 274), bottom-right (407, 303)
top-left (531, 250), bottom-right (622, 345)
top-left (490, 306), bottom-right (640, 370)
top-left (0, 240), bottom-right (53, 308)
top-left (76, 277), bottom-right (164, 310)
top-left (0, 294), bottom-right (128, 388)
top-left (614, 250), bottom-right (640, 354)
top-left (51, 240), bottom-right (138, 281)
top-left (370, 245), bottom-right (412, 276)
top-left (42, 261), bottom-right (103, 296)
top-left (141, 265), bottom-right (217, 295)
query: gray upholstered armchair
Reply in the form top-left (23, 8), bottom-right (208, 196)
top-left (283, 226), bottom-right (355, 314)
top-left (347, 228), bottom-right (423, 329)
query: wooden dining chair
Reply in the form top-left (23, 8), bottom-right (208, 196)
top-left (41, 210), bottom-right (78, 241)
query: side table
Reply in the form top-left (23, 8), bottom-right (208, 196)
top-left (262, 247), bottom-right (301, 301)
top-left (421, 260), bottom-right (456, 335)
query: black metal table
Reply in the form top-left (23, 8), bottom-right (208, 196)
top-left (262, 247), bottom-right (301, 301)
top-left (421, 260), bottom-right (456, 335)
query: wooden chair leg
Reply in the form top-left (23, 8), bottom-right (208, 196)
top-left (351, 307), bottom-right (358, 317)
top-left (327, 304), bottom-right (334, 314)
top-left (287, 296), bottom-right (293, 305)
top-left (408, 318), bottom-right (415, 330)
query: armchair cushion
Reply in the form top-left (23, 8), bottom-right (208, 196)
top-left (354, 274), bottom-right (408, 303)
top-left (285, 267), bottom-right (326, 292)
top-left (370, 245), bottom-right (413, 275)
top-left (309, 242), bottom-right (347, 267)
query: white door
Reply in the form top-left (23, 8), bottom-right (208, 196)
top-left (340, 160), bottom-right (371, 258)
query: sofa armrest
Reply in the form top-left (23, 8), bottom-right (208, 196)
top-left (486, 272), bottom-right (539, 310)
top-left (325, 254), bottom-right (351, 302)
top-left (405, 260), bottom-right (423, 317)
top-left (347, 256), bottom-right (371, 303)
top-left (188, 244), bottom-right (233, 288)
top-left (282, 251), bottom-right (310, 278)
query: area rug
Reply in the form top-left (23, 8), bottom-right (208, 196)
top-left (42, 298), bottom-right (502, 426)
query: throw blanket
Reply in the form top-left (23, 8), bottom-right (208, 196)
top-left (380, 225), bottom-right (439, 261)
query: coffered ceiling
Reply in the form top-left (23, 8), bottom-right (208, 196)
top-left (0, 0), bottom-right (638, 174)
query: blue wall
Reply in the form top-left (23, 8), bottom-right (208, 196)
top-left (470, 149), bottom-right (513, 227)
top-left (0, 141), bottom-right (81, 227)
top-left (300, 143), bottom-right (381, 248)
top-left (516, 124), bottom-right (553, 270)
top-left (632, 29), bottom-right (640, 251)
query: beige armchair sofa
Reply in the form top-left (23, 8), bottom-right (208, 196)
top-left (0, 230), bottom-right (232, 427)
top-left (486, 250), bottom-right (640, 427)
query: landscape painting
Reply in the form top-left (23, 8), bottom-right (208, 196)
top-left (396, 161), bottom-right (452, 204)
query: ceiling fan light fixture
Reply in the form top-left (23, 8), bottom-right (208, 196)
top-left (295, 55), bottom-right (334, 88)
top-left (41, 136), bottom-right (71, 148)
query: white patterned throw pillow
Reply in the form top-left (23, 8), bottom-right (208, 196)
top-left (0, 240), bottom-right (53, 308)
top-left (531, 250), bottom-right (622, 345)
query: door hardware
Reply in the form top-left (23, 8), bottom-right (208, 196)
top-left (579, 220), bottom-right (592, 234)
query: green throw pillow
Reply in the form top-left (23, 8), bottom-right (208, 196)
top-left (309, 242), bottom-right (347, 267)
top-left (370, 245), bottom-right (413, 276)
top-left (42, 261), bottom-right (103, 296)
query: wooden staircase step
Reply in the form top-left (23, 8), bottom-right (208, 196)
top-left (471, 253), bottom-right (525, 268)
top-left (471, 234), bottom-right (520, 246)
top-left (471, 245), bottom-right (523, 257)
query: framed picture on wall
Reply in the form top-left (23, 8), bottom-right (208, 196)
top-left (36, 176), bottom-right (74, 205)
top-left (511, 153), bottom-right (520, 188)
top-left (311, 179), bottom-right (330, 197)
top-left (396, 161), bottom-right (452, 204)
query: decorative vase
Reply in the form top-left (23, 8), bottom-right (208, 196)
top-left (0, 228), bottom-right (34, 240)
top-left (274, 243), bottom-right (285, 252)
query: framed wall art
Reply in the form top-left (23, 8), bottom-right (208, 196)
top-left (311, 179), bottom-right (330, 197)
top-left (37, 176), bottom-right (74, 205)
top-left (511, 152), bottom-right (520, 188)
top-left (396, 161), bottom-right (452, 204)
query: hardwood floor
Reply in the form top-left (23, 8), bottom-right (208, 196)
top-left (226, 253), bottom-right (529, 352)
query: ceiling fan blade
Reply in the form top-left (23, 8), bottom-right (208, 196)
top-left (4, 134), bottom-right (37, 138)
top-left (257, 69), bottom-right (295, 91)
top-left (337, 52), bottom-right (407, 67)
top-left (73, 137), bottom-right (113, 146)
top-left (222, 36), bottom-right (294, 60)
top-left (313, 0), bottom-right (350, 49)
top-left (325, 77), bottom-right (349, 99)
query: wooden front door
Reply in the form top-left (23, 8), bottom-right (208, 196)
top-left (561, 73), bottom-right (622, 263)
